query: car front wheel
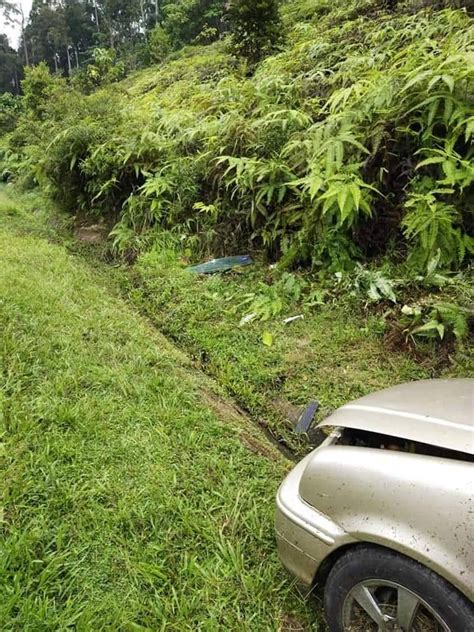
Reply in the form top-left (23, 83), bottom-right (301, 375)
top-left (324, 544), bottom-right (474, 632)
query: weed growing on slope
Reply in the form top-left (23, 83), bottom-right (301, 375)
top-left (2, 185), bottom-right (471, 456)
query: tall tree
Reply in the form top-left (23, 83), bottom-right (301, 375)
top-left (160, 0), bottom-right (225, 47)
top-left (99, 0), bottom-right (142, 47)
top-left (0, 0), bottom-right (29, 65)
top-left (25, 1), bottom-right (70, 72)
top-left (64, 0), bottom-right (96, 64)
top-left (227, 0), bottom-right (282, 64)
top-left (0, 33), bottom-right (21, 93)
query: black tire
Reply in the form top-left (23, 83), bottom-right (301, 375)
top-left (324, 544), bottom-right (474, 632)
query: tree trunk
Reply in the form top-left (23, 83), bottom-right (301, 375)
top-left (93, 0), bottom-right (100, 32)
top-left (19, 3), bottom-right (29, 65)
top-left (67, 46), bottom-right (72, 75)
top-left (22, 35), bottom-right (29, 65)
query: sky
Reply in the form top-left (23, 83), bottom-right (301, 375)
top-left (1, 0), bottom-right (32, 48)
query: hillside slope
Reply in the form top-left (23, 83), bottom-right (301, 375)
top-left (1, 0), bottom-right (472, 455)
top-left (5, 0), bottom-right (471, 274)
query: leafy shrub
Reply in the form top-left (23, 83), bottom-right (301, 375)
top-left (400, 301), bottom-right (471, 341)
top-left (403, 185), bottom-right (473, 269)
top-left (72, 48), bottom-right (126, 93)
top-left (0, 93), bottom-right (23, 135)
top-left (22, 63), bottom-right (65, 120)
top-left (238, 272), bottom-right (308, 323)
top-left (148, 26), bottom-right (172, 63)
top-left (350, 264), bottom-right (398, 303)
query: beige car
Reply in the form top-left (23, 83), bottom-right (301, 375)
top-left (276, 379), bottom-right (474, 632)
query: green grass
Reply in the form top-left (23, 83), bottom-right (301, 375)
top-left (2, 183), bottom-right (471, 459)
top-left (0, 224), bottom-right (322, 630)
top-left (0, 184), bottom-right (72, 243)
top-left (0, 183), bottom-right (471, 629)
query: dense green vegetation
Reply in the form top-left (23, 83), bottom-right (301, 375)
top-left (1, 2), bottom-right (472, 355)
top-left (127, 247), bottom-right (472, 455)
top-left (0, 1), bottom-right (473, 627)
top-left (0, 0), bottom-right (274, 89)
top-left (2, 1), bottom-right (473, 270)
top-left (0, 0), bottom-right (472, 446)
top-left (0, 192), bottom-right (324, 629)
top-left (2, 176), bottom-right (471, 459)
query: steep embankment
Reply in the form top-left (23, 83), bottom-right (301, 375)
top-left (20, 0), bottom-right (472, 273)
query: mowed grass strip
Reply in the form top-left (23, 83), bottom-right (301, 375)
top-left (0, 230), bottom-right (318, 630)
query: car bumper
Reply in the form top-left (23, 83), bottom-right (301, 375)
top-left (275, 450), bottom-right (354, 586)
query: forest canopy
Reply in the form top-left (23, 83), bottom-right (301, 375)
top-left (0, 0), bottom-right (235, 89)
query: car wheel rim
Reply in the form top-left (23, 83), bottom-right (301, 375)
top-left (342, 579), bottom-right (450, 632)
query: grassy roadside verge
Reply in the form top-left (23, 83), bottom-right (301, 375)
top-left (0, 223), bottom-right (321, 629)
top-left (2, 184), bottom-right (472, 459)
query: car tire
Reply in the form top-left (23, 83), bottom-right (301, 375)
top-left (324, 544), bottom-right (474, 632)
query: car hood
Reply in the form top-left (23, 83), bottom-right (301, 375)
top-left (319, 379), bottom-right (474, 454)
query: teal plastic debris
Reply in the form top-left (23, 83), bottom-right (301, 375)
top-left (187, 255), bottom-right (253, 274)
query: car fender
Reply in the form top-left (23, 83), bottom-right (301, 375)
top-left (299, 445), bottom-right (474, 600)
